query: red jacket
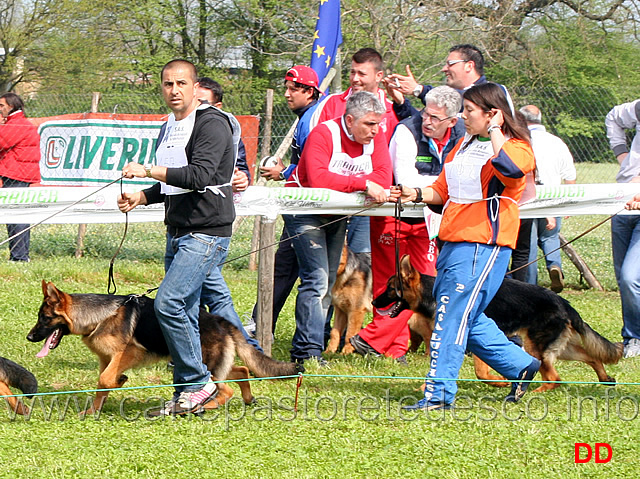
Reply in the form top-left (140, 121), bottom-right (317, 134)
top-left (0, 110), bottom-right (41, 183)
top-left (290, 118), bottom-right (392, 192)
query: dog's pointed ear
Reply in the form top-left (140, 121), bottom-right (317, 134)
top-left (399, 255), bottom-right (414, 279)
top-left (43, 281), bottom-right (62, 303)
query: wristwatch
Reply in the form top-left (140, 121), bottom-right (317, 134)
top-left (145, 166), bottom-right (153, 178)
top-left (412, 84), bottom-right (423, 97)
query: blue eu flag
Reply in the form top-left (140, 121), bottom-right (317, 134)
top-left (310, 0), bottom-right (342, 88)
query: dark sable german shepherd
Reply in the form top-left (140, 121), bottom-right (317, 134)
top-left (373, 255), bottom-right (623, 393)
top-left (27, 281), bottom-right (302, 414)
top-left (325, 245), bottom-right (372, 354)
top-left (0, 356), bottom-right (37, 415)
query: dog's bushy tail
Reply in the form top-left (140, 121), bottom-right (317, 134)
top-left (231, 328), bottom-right (303, 378)
top-left (570, 311), bottom-right (623, 364)
top-left (0, 357), bottom-right (38, 397)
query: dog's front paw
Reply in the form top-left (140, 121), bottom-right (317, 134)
top-left (341, 344), bottom-right (355, 355)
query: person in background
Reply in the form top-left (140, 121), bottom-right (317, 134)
top-left (285, 91), bottom-right (392, 365)
top-left (393, 83), bottom-right (539, 410)
top-left (605, 99), bottom-right (640, 359)
top-left (349, 86), bottom-right (464, 361)
top-left (311, 48), bottom-right (400, 255)
top-left (246, 65), bottom-right (323, 336)
top-left (0, 92), bottom-right (41, 262)
top-left (196, 77), bottom-right (251, 193)
top-left (520, 104), bottom-right (576, 292)
top-left (385, 44), bottom-right (514, 120)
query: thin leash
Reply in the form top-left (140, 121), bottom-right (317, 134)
top-left (107, 176), bottom-right (129, 294)
top-left (507, 207), bottom-right (626, 277)
top-left (217, 202), bottom-right (386, 267)
top-left (114, 201), bottom-right (388, 298)
top-left (0, 176), bottom-right (126, 250)
top-left (393, 186), bottom-right (404, 300)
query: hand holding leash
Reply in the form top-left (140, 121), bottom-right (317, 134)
top-left (118, 191), bottom-right (146, 213)
top-left (626, 193), bottom-right (640, 210)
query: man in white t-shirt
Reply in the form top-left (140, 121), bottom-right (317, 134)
top-left (520, 105), bottom-right (576, 292)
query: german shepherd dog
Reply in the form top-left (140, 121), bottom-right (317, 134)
top-left (373, 255), bottom-right (623, 393)
top-left (325, 245), bottom-right (372, 354)
top-left (0, 356), bottom-right (37, 415)
top-left (27, 281), bottom-right (302, 414)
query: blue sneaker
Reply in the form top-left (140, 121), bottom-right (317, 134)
top-left (402, 398), bottom-right (453, 411)
top-left (506, 358), bottom-right (541, 403)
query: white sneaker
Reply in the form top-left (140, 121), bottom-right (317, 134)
top-left (148, 380), bottom-right (218, 417)
top-left (624, 338), bottom-right (640, 359)
top-left (242, 313), bottom-right (256, 337)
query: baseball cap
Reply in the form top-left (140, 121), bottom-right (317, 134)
top-left (284, 66), bottom-right (320, 90)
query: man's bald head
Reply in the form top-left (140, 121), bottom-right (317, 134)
top-left (520, 104), bottom-right (542, 124)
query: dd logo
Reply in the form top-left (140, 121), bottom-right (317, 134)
top-left (574, 443), bottom-right (613, 463)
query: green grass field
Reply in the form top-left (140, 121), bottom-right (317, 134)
top-left (0, 163), bottom-right (637, 478)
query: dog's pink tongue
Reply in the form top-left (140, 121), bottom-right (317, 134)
top-left (36, 333), bottom-right (55, 358)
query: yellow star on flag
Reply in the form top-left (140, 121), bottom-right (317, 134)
top-left (313, 30), bottom-right (319, 40)
top-left (320, 0), bottom-right (329, 5)
top-left (325, 55), bottom-right (331, 68)
top-left (314, 45), bottom-right (325, 58)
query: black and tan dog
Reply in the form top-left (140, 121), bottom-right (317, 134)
top-left (0, 356), bottom-right (37, 415)
top-left (27, 281), bottom-right (302, 414)
top-left (325, 245), bottom-right (373, 354)
top-left (373, 255), bottom-right (623, 393)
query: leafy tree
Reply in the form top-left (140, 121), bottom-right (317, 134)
top-left (0, 0), bottom-right (67, 91)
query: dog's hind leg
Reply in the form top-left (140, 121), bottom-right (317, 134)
top-left (558, 343), bottom-right (616, 385)
top-left (473, 355), bottom-right (509, 388)
top-left (0, 381), bottom-right (28, 415)
top-left (204, 366), bottom-right (255, 409)
top-left (326, 308), bottom-right (347, 353)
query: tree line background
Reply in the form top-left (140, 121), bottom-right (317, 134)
top-left (2, 0), bottom-right (640, 167)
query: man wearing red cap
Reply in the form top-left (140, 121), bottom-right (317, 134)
top-left (246, 65), bottom-right (323, 337)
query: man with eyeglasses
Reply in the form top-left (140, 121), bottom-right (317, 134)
top-left (385, 44), bottom-right (514, 120)
top-left (349, 86), bottom-right (465, 360)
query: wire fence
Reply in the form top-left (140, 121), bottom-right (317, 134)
top-left (19, 85), bottom-right (640, 184)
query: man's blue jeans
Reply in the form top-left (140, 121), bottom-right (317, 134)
top-left (284, 214), bottom-right (347, 361)
top-left (611, 214), bottom-right (640, 344)
top-left (527, 217), bottom-right (563, 284)
top-left (164, 231), bottom-right (263, 353)
top-left (156, 232), bottom-right (224, 394)
top-left (200, 249), bottom-right (264, 353)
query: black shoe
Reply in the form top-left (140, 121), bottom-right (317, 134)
top-left (349, 334), bottom-right (381, 357)
top-left (396, 354), bottom-right (408, 365)
top-left (549, 266), bottom-right (564, 293)
top-left (293, 356), bottom-right (328, 368)
top-left (402, 398), bottom-right (452, 411)
top-left (505, 358), bottom-right (541, 402)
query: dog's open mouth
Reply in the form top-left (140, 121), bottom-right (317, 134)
top-left (375, 300), bottom-right (406, 318)
top-left (36, 328), bottom-right (63, 358)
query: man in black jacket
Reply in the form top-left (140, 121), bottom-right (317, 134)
top-left (119, 59), bottom-right (235, 416)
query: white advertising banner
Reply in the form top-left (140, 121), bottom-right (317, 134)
top-left (0, 184), bottom-right (637, 224)
top-left (39, 119), bottom-right (163, 186)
